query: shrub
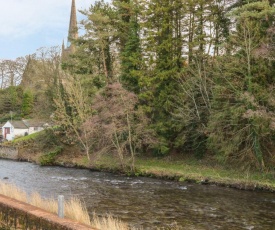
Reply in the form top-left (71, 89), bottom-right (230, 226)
top-left (39, 146), bottom-right (63, 166)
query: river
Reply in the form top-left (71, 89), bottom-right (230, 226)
top-left (0, 159), bottom-right (274, 229)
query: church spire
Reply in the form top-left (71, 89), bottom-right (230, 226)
top-left (62, 39), bottom-right (65, 51)
top-left (68, 0), bottom-right (78, 45)
top-left (62, 0), bottom-right (78, 60)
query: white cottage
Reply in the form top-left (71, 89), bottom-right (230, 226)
top-left (2, 121), bottom-right (28, 141)
top-left (22, 120), bottom-right (45, 135)
top-left (2, 120), bottom-right (46, 141)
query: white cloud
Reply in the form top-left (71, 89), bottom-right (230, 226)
top-left (0, 0), bottom-right (93, 40)
top-left (0, 0), bottom-right (96, 59)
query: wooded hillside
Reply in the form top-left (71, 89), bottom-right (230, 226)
top-left (1, 0), bottom-right (274, 170)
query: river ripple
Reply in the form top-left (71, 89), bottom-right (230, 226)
top-left (0, 160), bottom-right (275, 229)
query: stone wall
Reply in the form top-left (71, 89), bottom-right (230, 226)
top-left (0, 146), bottom-right (18, 160)
top-left (0, 195), bottom-right (95, 230)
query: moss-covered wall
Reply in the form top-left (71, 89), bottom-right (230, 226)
top-left (0, 195), bottom-right (95, 230)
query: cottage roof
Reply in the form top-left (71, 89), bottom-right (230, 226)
top-left (3, 119), bottom-right (47, 129)
top-left (10, 120), bottom-right (28, 129)
top-left (22, 119), bottom-right (45, 127)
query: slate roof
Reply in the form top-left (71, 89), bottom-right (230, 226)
top-left (22, 119), bottom-right (45, 127)
top-left (2, 120), bottom-right (47, 129)
top-left (10, 120), bottom-right (28, 129)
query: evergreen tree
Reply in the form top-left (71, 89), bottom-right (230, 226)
top-left (118, 0), bottom-right (143, 93)
top-left (138, 0), bottom-right (186, 153)
top-left (207, 0), bottom-right (275, 169)
top-left (21, 90), bottom-right (34, 116)
top-left (80, 0), bottom-right (116, 81)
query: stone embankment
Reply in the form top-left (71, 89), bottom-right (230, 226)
top-left (0, 194), bottom-right (95, 230)
top-left (0, 146), bottom-right (18, 160)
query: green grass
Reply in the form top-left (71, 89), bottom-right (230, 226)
top-left (138, 158), bottom-right (275, 190)
top-left (11, 131), bottom-right (43, 144)
top-left (92, 154), bottom-right (275, 191)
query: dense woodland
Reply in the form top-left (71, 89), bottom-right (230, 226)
top-left (0, 0), bottom-right (275, 171)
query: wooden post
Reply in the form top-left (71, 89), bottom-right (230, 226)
top-left (58, 195), bottom-right (64, 218)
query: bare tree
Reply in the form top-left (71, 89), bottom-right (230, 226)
top-left (0, 57), bottom-right (27, 89)
top-left (53, 73), bottom-right (92, 160)
top-left (85, 82), bottom-right (157, 171)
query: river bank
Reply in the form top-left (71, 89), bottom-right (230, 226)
top-left (15, 146), bottom-right (275, 193)
top-left (87, 154), bottom-right (275, 192)
top-left (2, 130), bottom-right (275, 193)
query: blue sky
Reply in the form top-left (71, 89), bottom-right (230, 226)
top-left (0, 0), bottom-right (95, 60)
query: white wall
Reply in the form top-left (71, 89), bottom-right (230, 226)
top-left (2, 121), bottom-right (28, 141)
top-left (2, 121), bottom-right (13, 141)
top-left (28, 127), bottom-right (44, 135)
top-left (14, 128), bottom-right (29, 138)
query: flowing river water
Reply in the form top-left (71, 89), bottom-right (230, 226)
top-left (0, 159), bottom-right (275, 229)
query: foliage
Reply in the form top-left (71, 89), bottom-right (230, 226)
top-left (22, 47), bottom-right (62, 119)
top-left (205, 0), bottom-right (275, 169)
top-left (113, 0), bottom-right (143, 93)
top-left (39, 146), bottom-right (63, 166)
top-left (0, 57), bottom-right (27, 89)
top-left (53, 73), bottom-right (92, 160)
top-left (207, 56), bottom-right (275, 169)
top-left (0, 47), bottom-right (61, 120)
top-left (172, 58), bottom-right (213, 158)
top-left (72, 0), bottom-right (117, 81)
top-left (55, 0), bottom-right (275, 170)
top-left (0, 86), bottom-right (23, 116)
top-left (84, 82), bottom-right (157, 171)
top-left (2, 0), bottom-right (274, 171)
top-left (21, 90), bottom-right (34, 116)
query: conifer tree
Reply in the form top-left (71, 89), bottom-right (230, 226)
top-left (21, 90), bottom-right (34, 116)
top-left (114, 0), bottom-right (143, 93)
top-left (207, 0), bottom-right (275, 169)
top-left (138, 0), bottom-right (186, 153)
top-left (79, 0), bottom-right (117, 81)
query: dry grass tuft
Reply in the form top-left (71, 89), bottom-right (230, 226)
top-left (0, 181), bottom-right (134, 229)
top-left (0, 182), bottom-right (27, 203)
top-left (92, 213), bottom-right (130, 230)
top-left (65, 196), bottom-right (91, 226)
top-left (28, 192), bottom-right (91, 225)
top-left (29, 192), bottom-right (58, 215)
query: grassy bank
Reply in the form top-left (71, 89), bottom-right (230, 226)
top-left (91, 154), bottom-right (275, 192)
top-left (5, 130), bottom-right (275, 192)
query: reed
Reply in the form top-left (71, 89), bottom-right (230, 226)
top-left (29, 192), bottom-right (58, 216)
top-left (0, 181), bottom-right (132, 230)
top-left (91, 213), bottom-right (130, 230)
top-left (0, 182), bottom-right (27, 203)
top-left (64, 196), bottom-right (91, 226)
